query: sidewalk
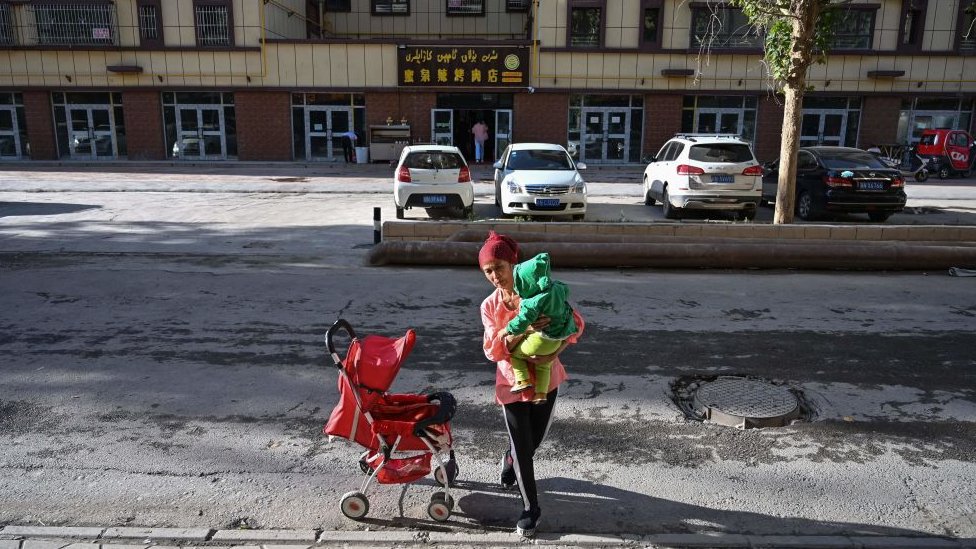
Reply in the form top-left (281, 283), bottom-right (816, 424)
top-left (1, 525), bottom-right (971, 549)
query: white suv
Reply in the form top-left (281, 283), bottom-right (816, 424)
top-left (642, 134), bottom-right (763, 220)
top-left (393, 145), bottom-right (474, 219)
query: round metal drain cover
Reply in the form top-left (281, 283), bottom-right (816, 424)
top-left (692, 376), bottom-right (800, 428)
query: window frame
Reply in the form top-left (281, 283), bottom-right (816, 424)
top-left (446, 0), bottom-right (485, 17)
top-left (639, 0), bottom-right (663, 51)
top-left (137, 0), bottom-right (163, 48)
top-left (31, 0), bottom-right (118, 47)
top-left (193, 0), bottom-right (235, 47)
top-left (956, 0), bottom-right (976, 54)
top-left (371, 0), bottom-right (410, 16)
top-left (897, 0), bottom-right (927, 53)
top-left (505, 0), bottom-right (530, 12)
top-left (689, 3), bottom-right (763, 51)
top-left (566, 0), bottom-right (605, 49)
top-left (827, 5), bottom-right (878, 52)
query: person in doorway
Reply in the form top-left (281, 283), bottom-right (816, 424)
top-left (338, 130), bottom-right (357, 163)
top-left (478, 231), bottom-right (584, 537)
top-left (471, 120), bottom-right (489, 163)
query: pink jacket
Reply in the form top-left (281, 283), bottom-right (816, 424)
top-left (481, 288), bottom-right (584, 405)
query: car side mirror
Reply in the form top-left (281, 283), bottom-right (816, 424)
top-left (576, 162), bottom-right (587, 170)
top-left (492, 161), bottom-right (503, 169)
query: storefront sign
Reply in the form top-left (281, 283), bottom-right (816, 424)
top-left (398, 46), bottom-right (529, 88)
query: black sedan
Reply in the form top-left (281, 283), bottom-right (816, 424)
top-left (761, 146), bottom-right (907, 222)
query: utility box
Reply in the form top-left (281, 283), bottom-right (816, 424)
top-left (369, 125), bottom-right (411, 162)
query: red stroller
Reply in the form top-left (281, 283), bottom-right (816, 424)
top-left (324, 319), bottom-right (459, 522)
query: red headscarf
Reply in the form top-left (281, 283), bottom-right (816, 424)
top-left (478, 230), bottom-right (519, 266)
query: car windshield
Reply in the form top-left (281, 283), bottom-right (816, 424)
top-left (404, 152), bottom-right (464, 169)
top-left (819, 151), bottom-right (888, 169)
top-left (507, 149), bottom-right (573, 170)
top-left (918, 134), bottom-right (938, 146)
top-left (688, 143), bottom-right (754, 163)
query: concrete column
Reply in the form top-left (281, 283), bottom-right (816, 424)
top-left (644, 94), bottom-right (683, 157)
top-left (122, 91), bottom-right (165, 160)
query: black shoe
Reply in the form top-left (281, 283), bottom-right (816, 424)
top-left (500, 449), bottom-right (516, 488)
top-left (515, 506), bottom-right (541, 537)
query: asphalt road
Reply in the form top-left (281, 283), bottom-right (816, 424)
top-left (1, 171), bottom-right (975, 541)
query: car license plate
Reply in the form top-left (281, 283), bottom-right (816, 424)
top-left (711, 174), bottom-right (735, 183)
top-left (858, 181), bottom-right (886, 191)
top-left (535, 198), bottom-right (560, 208)
top-left (423, 194), bottom-right (448, 205)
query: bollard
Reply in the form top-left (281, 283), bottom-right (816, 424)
top-left (373, 207), bottom-right (381, 244)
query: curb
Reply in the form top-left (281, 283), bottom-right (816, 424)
top-left (1, 527), bottom-right (973, 549)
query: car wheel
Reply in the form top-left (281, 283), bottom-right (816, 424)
top-left (494, 182), bottom-right (501, 207)
top-left (461, 205), bottom-right (473, 219)
top-left (395, 205), bottom-right (404, 220)
top-left (662, 187), bottom-right (681, 220)
top-left (643, 177), bottom-right (656, 206)
top-left (796, 191), bottom-right (816, 221)
top-left (572, 214), bottom-right (585, 221)
top-left (738, 208), bottom-right (756, 222)
top-left (868, 211), bottom-right (892, 222)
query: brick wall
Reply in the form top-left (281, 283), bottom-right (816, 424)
top-left (643, 94), bottom-right (683, 157)
top-left (22, 91), bottom-right (56, 160)
top-left (755, 96), bottom-right (785, 163)
top-left (514, 92), bottom-right (569, 144)
top-left (235, 91), bottom-right (292, 161)
top-left (366, 91), bottom-right (436, 143)
top-left (858, 96), bottom-right (902, 149)
top-left (122, 91), bottom-right (165, 160)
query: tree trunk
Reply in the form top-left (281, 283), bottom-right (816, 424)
top-left (774, 86), bottom-right (803, 224)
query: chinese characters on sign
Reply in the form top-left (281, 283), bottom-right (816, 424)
top-left (398, 46), bottom-right (528, 87)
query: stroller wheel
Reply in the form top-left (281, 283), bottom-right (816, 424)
top-left (434, 458), bottom-right (459, 487)
top-left (428, 492), bottom-right (453, 522)
top-left (340, 491), bottom-right (370, 520)
top-left (914, 169), bottom-right (929, 182)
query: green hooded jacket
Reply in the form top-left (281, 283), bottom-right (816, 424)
top-left (505, 252), bottom-right (578, 339)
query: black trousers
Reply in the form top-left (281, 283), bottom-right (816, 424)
top-left (342, 137), bottom-right (354, 162)
top-left (502, 387), bottom-right (558, 511)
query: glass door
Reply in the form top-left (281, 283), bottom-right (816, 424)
top-left (174, 106), bottom-right (225, 160)
top-left (432, 109), bottom-right (453, 145)
top-left (581, 108), bottom-right (630, 163)
top-left (0, 107), bottom-right (22, 158)
top-left (305, 107), bottom-right (351, 161)
top-left (800, 110), bottom-right (847, 146)
top-left (695, 109), bottom-right (742, 135)
top-left (494, 109), bottom-right (512, 162)
top-left (68, 106), bottom-right (116, 159)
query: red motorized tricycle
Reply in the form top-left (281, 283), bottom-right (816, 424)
top-left (913, 128), bottom-right (976, 181)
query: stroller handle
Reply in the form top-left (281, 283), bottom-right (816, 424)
top-left (326, 318), bottom-right (357, 367)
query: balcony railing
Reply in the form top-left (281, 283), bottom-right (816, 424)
top-left (0, 4), bottom-right (12, 45)
top-left (13, 3), bottom-right (120, 46)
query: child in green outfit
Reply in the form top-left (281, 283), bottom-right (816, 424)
top-left (498, 252), bottom-right (578, 403)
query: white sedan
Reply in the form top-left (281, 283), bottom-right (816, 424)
top-left (493, 143), bottom-right (587, 220)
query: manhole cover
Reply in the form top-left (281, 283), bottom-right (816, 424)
top-left (691, 376), bottom-right (800, 429)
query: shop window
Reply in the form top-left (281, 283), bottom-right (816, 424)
top-left (640, 0), bottom-right (662, 50)
top-left (194, 0), bottom-right (234, 47)
top-left (447, 0), bottom-right (484, 16)
top-left (372, 0), bottom-right (410, 16)
top-left (568, 1), bottom-right (603, 48)
top-left (30, 2), bottom-right (118, 46)
top-left (138, 0), bottom-right (163, 47)
top-left (898, 0), bottom-right (926, 52)
top-left (506, 0), bottom-right (530, 12)
top-left (690, 5), bottom-right (761, 49)
top-left (958, 0), bottom-right (976, 53)
top-left (828, 8), bottom-right (875, 51)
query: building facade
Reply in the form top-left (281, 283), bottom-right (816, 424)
top-left (0, 0), bottom-right (974, 163)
